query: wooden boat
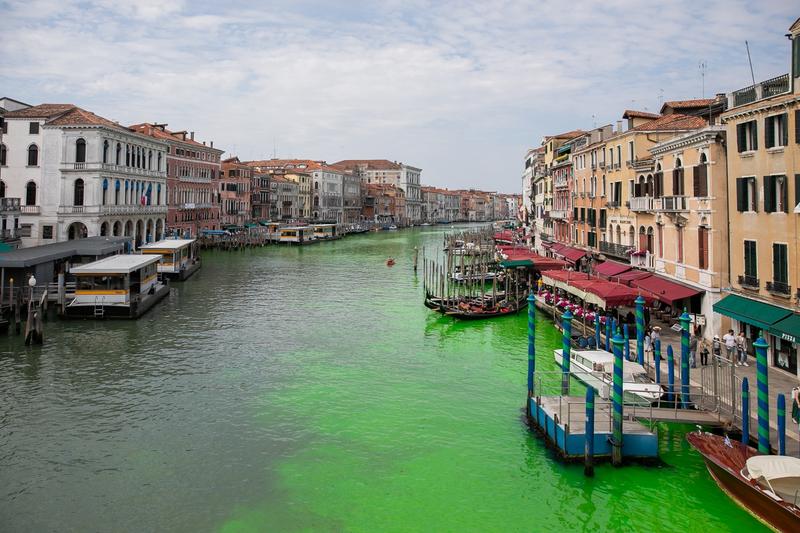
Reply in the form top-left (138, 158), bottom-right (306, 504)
top-left (386, 258), bottom-right (396, 267)
top-left (443, 296), bottom-right (528, 320)
top-left (687, 431), bottom-right (800, 532)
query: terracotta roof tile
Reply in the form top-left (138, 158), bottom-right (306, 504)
top-left (129, 122), bottom-right (221, 150)
top-left (622, 109), bottom-right (660, 119)
top-left (659, 99), bottom-right (715, 114)
top-left (3, 103), bottom-right (74, 119)
top-left (629, 113), bottom-right (706, 132)
top-left (331, 159), bottom-right (402, 171)
top-left (546, 130), bottom-right (585, 141)
top-left (47, 107), bottom-right (124, 129)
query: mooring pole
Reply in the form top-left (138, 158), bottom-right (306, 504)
top-left (741, 378), bottom-right (750, 445)
top-left (635, 295), bottom-right (645, 366)
top-left (777, 393), bottom-right (786, 456)
top-left (654, 338), bottom-right (662, 386)
top-left (680, 311), bottom-right (691, 408)
top-left (584, 386), bottom-right (595, 477)
top-left (604, 316), bottom-right (611, 352)
top-left (623, 323), bottom-right (631, 361)
top-left (594, 313), bottom-right (601, 349)
top-left (561, 309), bottom-right (573, 396)
top-left (754, 336), bottom-right (770, 454)
top-left (611, 329), bottom-right (624, 466)
top-left (526, 292), bottom-right (536, 415)
top-left (667, 345), bottom-right (675, 404)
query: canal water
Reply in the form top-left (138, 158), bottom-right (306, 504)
top-left (0, 226), bottom-right (766, 532)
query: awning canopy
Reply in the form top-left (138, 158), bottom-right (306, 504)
top-left (630, 275), bottom-right (700, 305)
top-left (714, 294), bottom-right (793, 332)
top-left (540, 270), bottom-right (590, 290)
top-left (769, 314), bottom-right (800, 345)
top-left (594, 260), bottom-right (631, 278)
top-left (500, 249), bottom-right (569, 270)
top-left (569, 278), bottom-right (649, 309)
top-left (550, 245), bottom-right (586, 264)
top-left (494, 230), bottom-right (514, 242)
top-left (610, 270), bottom-right (653, 285)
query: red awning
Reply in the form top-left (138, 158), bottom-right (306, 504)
top-left (631, 275), bottom-right (701, 305)
top-left (609, 269), bottom-right (653, 285)
top-left (540, 270), bottom-right (591, 283)
top-left (594, 260), bottom-right (631, 277)
top-left (557, 246), bottom-right (587, 264)
top-left (494, 231), bottom-right (514, 242)
top-left (532, 256), bottom-right (569, 271)
top-left (550, 243), bottom-right (566, 254)
top-left (570, 279), bottom-right (651, 308)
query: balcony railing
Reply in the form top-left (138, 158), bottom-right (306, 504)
top-left (539, 232), bottom-right (552, 243)
top-left (549, 209), bottom-right (568, 219)
top-left (0, 197), bottom-right (21, 212)
top-left (729, 73), bottom-right (790, 108)
top-left (599, 241), bottom-right (632, 259)
top-left (738, 275), bottom-right (760, 288)
top-left (178, 175), bottom-right (212, 183)
top-left (766, 280), bottom-right (791, 295)
top-left (0, 229), bottom-right (19, 241)
top-left (60, 162), bottom-right (167, 178)
top-left (605, 200), bottom-right (620, 208)
top-left (102, 204), bottom-right (168, 215)
top-left (20, 205), bottom-right (40, 215)
top-left (655, 196), bottom-right (688, 212)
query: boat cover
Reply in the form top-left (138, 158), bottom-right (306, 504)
top-left (746, 455), bottom-right (800, 502)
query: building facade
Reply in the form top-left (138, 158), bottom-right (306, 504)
top-left (332, 160), bottom-right (422, 223)
top-left (220, 157), bottom-right (252, 227)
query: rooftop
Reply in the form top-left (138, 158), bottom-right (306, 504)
top-left (0, 236), bottom-right (131, 268)
top-left (129, 123), bottom-right (222, 151)
top-left (622, 110), bottom-right (660, 120)
top-left (629, 113), bottom-right (706, 132)
top-left (70, 253), bottom-right (161, 274)
top-left (140, 239), bottom-right (196, 250)
top-left (332, 159), bottom-right (403, 171)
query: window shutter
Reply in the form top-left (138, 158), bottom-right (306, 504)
top-left (737, 123), bottom-right (746, 152)
top-left (752, 121), bottom-right (758, 150)
top-left (736, 178), bottom-right (746, 211)
top-left (698, 228), bottom-right (708, 270)
top-left (781, 113), bottom-right (789, 146)
top-left (693, 166), bottom-right (700, 197)
top-left (773, 243), bottom-right (780, 283)
top-left (795, 174), bottom-right (800, 208)
top-left (795, 110), bottom-right (800, 144)
top-left (764, 175), bottom-right (774, 213)
top-left (672, 170), bottom-right (678, 195)
top-left (781, 176), bottom-right (789, 213)
top-left (765, 118), bottom-right (775, 148)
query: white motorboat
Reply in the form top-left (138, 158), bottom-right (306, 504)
top-left (553, 348), bottom-right (663, 405)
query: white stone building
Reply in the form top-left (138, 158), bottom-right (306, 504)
top-left (332, 159), bottom-right (422, 223)
top-left (310, 165), bottom-right (344, 223)
top-left (1, 104), bottom-right (168, 247)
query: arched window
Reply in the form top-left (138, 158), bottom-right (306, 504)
top-left (698, 225), bottom-right (709, 270)
top-left (694, 153), bottom-right (709, 197)
top-left (115, 180), bottom-right (121, 204)
top-left (75, 138), bottom-right (86, 163)
top-left (25, 181), bottom-right (37, 205)
top-left (157, 152), bottom-right (162, 171)
top-left (628, 225), bottom-right (635, 247)
top-left (103, 140), bottom-right (109, 163)
top-left (126, 145), bottom-right (131, 166)
top-left (157, 183), bottom-right (161, 205)
top-left (74, 178), bottom-right (85, 206)
top-left (102, 178), bottom-right (108, 205)
top-left (0, 144), bottom-right (6, 166)
top-left (27, 144), bottom-right (39, 166)
top-left (148, 150), bottom-right (152, 170)
top-left (116, 143), bottom-right (122, 165)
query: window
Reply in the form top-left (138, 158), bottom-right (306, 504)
top-left (693, 154), bottom-right (708, 197)
top-left (25, 181), bottom-right (36, 205)
top-left (29, 122), bottom-right (39, 134)
top-left (0, 117), bottom-right (6, 134)
top-left (616, 146), bottom-right (621, 167)
top-left (42, 225), bottom-right (53, 239)
top-left (736, 177), bottom-right (757, 211)
top-left (0, 144), bottom-right (6, 166)
top-left (73, 178), bottom-right (84, 206)
top-left (796, 110), bottom-right (800, 144)
top-left (698, 226), bottom-right (709, 270)
top-left (27, 144), bottom-right (38, 166)
top-left (599, 209), bottom-right (606, 228)
top-left (628, 141), bottom-right (634, 162)
top-left (677, 226), bottom-right (684, 263)
top-left (103, 140), bottom-right (109, 163)
top-left (75, 138), bottom-right (86, 163)
top-left (765, 114), bottom-right (788, 148)
top-left (657, 224), bottom-right (663, 258)
top-left (736, 120), bottom-right (758, 152)
top-left (672, 159), bottom-right (684, 195)
top-left (654, 171), bottom-right (663, 198)
top-left (773, 243), bottom-right (788, 284)
top-left (763, 175), bottom-right (788, 213)
top-left (744, 240), bottom-right (758, 278)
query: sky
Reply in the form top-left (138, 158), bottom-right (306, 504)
top-left (0, 0), bottom-right (797, 193)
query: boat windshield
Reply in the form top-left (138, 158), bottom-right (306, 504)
top-left (629, 372), bottom-right (651, 384)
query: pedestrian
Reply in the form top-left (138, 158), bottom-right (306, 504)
top-left (644, 328), bottom-right (652, 360)
top-left (689, 333), bottom-right (698, 368)
top-left (700, 338), bottom-right (710, 366)
top-left (712, 334), bottom-right (722, 361)
top-left (651, 326), bottom-right (661, 346)
top-left (792, 386), bottom-right (800, 425)
top-left (736, 331), bottom-right (748, 367)
top-left (722, 329), bottom-right (736, 362)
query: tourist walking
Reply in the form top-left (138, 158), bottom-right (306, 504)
top-left (644, 328), bottom-right (652, 361)
top-left (699, 338), bottom-right (710, 366)
top-left (792, 386), bottom-right (800, 425)
top-left (722, 329), bottom-right (736, 362)
top-left (689, 333), bottom-right (698, 368)
top-left (712, 334), bottom-right (722, 362)
top-left (735, 331), bottom-right (748, 366)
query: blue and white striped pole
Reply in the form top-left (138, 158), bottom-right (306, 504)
top-left (754, 337), bottom-right (770, 454)
top-left (611, 329), bottom-right (624, 466)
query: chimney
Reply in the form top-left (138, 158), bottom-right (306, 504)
top-left (210, 141), bottom-right (214, 148)
top-left (616, 120), bottom-right (623, 133)
top-left (182, 132), bottom-right (186, 141)
top-left (202, 141), bottom-right (206, 146)
top-left (190, 131), bottom-right (195, 141)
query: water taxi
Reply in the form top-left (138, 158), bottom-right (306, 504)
top-left (139, 239), bottom-right (200, 280)
top-left (67, 254), bottom-right (169, 319)
top-left (553, 348), bottom-right (663, 405)
top-left (312, 224), bottom-right (340, 240)
top-left (278, 226), bottom-right (315, 244)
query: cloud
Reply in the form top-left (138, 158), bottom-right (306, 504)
top-left (0, 0), bottom-right (797, 192)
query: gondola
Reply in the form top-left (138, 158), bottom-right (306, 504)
top-left (442, 295), bottom-right (528, 320)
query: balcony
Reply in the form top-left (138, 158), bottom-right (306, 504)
top-left (655, 196), bottom-right (688, 212)
top-left (729, 73), bottom-right (790, 108)
top-left (60, 162), bottom-right (167, 178)
top-left (738, 275), bottom-right (760, 289)
top-left (549, 209), bottom-right (568, 219)
top-left (539, 232), bottom-right (552, 243)
top-left (0, 197), bottom-right (21, 213)
top-left (605, 200), bottom-right (620, 208)
top-left (101, 205), bottom-right (168, 215)
top-left (179, 203), bottom-right (213, 210)
top-left (766, 280), bottom-right (791, 296)
top-left (20, 205), bottom-right (40, 215)
top-left (178, 175), bottom-right (212, 183)
top-left (599, 241), bottom-right (632, 259)
top-left (0, 229), bottom-right (20, 242)
top-left (629, 196), bottom-right (654, 212)
top-left (59, 205), bottom-right (98, 215)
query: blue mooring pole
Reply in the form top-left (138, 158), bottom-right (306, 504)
top-left (754, 337), bottom-right (770, 454)
top-left (611, 329), bottom-right (625, 466)
top-left (778, 393), bottom-right (786, 456)
top-left (635, 295), bottom-right (645, 366)
top-left (584, 386), bottom-right (595, 477)
top-left (526, 293), bottom-right (536, 415)
top-left (741, 378), bottom-right (750, 445)
top-left (605, 316), bottom-right (611, 352)
top-left (561, 310), bottom-right (573, 396)
top-left (667, 345), bottom-right (675, 404)
top-left (623, 323), bottom-right (631, 361)
top-left (594, 313), bottom-right (601, 349)
top-left (654, 338), bottom-right (662, 386)
top-left (679, 311), bottom-right (691, 408)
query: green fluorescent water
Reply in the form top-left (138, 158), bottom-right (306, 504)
top-left (0, 226), bottom-right (767, 532)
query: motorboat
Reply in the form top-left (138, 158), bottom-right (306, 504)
top-left (553, 348), bottom-right (663, 405)
top-left (388, 225), bottom-right (398, 231)
top-left (687, 431), bottom-right (800, 532)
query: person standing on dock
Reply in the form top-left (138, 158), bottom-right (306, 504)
top-left (736, 331), bottom-right (748, 367)
top-left (689, 333), bottom-right (698, 369)
top-left (699, 338), bottom-right (709, 366)
top-left (722, 329), bottom-right (736, 362)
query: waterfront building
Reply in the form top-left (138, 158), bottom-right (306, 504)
top-left (443, 189), bottom-right (461, 222)
top-left (571, 125), bottom-right (614, 255)
top-left (220, 157), bottom-right (252, 227)
top-left (130, 123), bottom-right (223, 238)
top-left (420, 186), bottom-right (441, 223)
top-left (550, 142), bottom-right (574, 246)
top-left (361, 183), bottom-right (406, 224)
top-left (246, 160), bottom-right (310, 220)
top-left (0, 99), bottom-right (25, 250)
top-left (250, 171), bottom-right (271, 221)
top-left (342, 170), bottom-right (362, 224)
top-left (332, 159), bottom-right (422, 223)
top-left (2, 104), bottom-right (168, 247)
top-left (269, 175), bottom-right (300, 220)
top-left (540, 131), bottom-right (583, 249)
top-left (713, 18), bottom-right (800, 377)
top-left (308, 164), bottom-right (344, 223)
